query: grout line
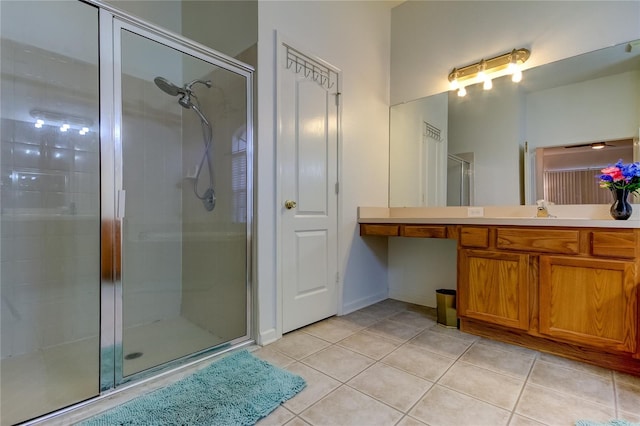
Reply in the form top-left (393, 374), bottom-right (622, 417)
top-left (506, 349), bottom-right (540, 425)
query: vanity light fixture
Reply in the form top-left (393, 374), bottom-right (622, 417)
top-left (448, 48), bottom-right (530, 96)
top-left (30, 109), bottom-right (93, 135)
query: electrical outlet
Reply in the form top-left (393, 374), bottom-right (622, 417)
top-left (467, 207), bottom-right (484, 217)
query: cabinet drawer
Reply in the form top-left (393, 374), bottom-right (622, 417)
top-left (402, 225), bottom-right (446, 238)
top-left (497, 228), bottom-right (579, 254)
top-left (460, 227), bottom-right (489, 248)
top-left (360, 224), bottom-right (399, 236)
top-left (591, 231), bottom-right (637, 259)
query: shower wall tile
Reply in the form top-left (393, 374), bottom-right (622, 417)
top-left (2, 33), bottom-right (100, 362)
top-left (1, 140), bottom-right (13, 166)
top-left (1, 118), bottom-right (14, 142)
top-left (10, 235), bottom-right (42, 261)
top-left (2, 217), bottom-right (100, 356)
top-left (13, 142), bottom-right (43, 169)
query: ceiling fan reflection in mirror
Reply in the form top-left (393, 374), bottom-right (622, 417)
top-left (565, 141), bottom-right (616, 150)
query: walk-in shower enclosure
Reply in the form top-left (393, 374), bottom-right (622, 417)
top-left (0, 2), bottom-right (253, 424)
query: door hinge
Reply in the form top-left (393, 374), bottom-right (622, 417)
top-left (335, 92), bottom-right (341, 107)
top-left (335, 271), bottom-right (339, 283)
top-left (335, 182), bottom-right (339, 194)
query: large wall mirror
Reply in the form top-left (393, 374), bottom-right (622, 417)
top-left (389, 40), bottom-right (640, 207)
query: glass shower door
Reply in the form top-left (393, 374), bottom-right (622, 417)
top-left (116, 25), bottom-right (251, 380)
top-left (0, 1), bottom-right (100, 424)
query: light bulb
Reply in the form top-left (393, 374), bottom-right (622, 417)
top-left (449, 79), bottom-right (459, 91)
top-left (477, 70), bottom-right (487, 82)
top-left (512, 69), bottom-right (523, 83)
top-left (34, 119), bottom-right (44, 129)
top-left (457, 86), bottom-right (467, 97)
top-left (483, 78), bottom-right (493, 90)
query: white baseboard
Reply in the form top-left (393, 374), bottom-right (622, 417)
top-left (257, 328), bottom-right (279, 346)
top-left (341, 291), bottom-right (388, 315)
top-left (388, 289), bottom-right (435, 308)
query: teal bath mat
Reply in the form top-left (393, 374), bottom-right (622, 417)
top-left (576, 420), bottom-right (640, 426)
top-left (81, 350), bottom-right (306, 426)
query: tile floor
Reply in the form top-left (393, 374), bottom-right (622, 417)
top-left (40, 298), bottom-right (640, 426)
top-left (253, 299), bottom-right (640, 426)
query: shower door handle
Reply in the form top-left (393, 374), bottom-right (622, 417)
top-left (284, 200), bottom-right (297, 210)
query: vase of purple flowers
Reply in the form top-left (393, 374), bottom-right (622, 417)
top-left (598, 160), bottom-right (640, 220)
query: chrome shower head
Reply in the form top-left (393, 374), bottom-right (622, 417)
top-left (153, 77), bottom-right (183, 97)
top-left (178, 93), bottom-right (193, 109)
top-left (155, 77), bottom-right (212, 110)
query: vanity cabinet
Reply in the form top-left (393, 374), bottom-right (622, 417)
top-left (539, 255), bottom-right (637, 354)
top-left (458, 249), bottom-right (530, 330)
top-left (359, 220), bottom-right (640, 374)
top-left (457, 226), bottom-right (639, 355)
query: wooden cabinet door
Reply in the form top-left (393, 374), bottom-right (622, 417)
top-left (539, 256), bottom-right (637, 353)
top-left (458, 249), bottom-right (530, 330)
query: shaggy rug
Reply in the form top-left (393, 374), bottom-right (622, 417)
top-left (80, 350), bottom-right (306, 425)
top-left (575, 420), bottom-right (640, 426)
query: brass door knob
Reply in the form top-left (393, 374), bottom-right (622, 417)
top-left (284, 200), bottom-right (297, 209)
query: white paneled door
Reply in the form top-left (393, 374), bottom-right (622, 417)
top-left (278, 40), bottom-right (339, 333)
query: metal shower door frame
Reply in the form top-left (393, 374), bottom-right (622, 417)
top-left (98, 5), bottom-right (254, 391)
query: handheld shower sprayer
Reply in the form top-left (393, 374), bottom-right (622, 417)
top-left (154, 76), bottom-right (216, 212)
top-left (178, 79), bottom-right (212, 109)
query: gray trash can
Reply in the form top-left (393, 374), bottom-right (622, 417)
top-left (436, 289), bottom-right (457, 328)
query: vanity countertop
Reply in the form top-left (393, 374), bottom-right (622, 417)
top-left (358, 205), bottom-right (640, 228)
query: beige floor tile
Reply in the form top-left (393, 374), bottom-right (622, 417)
top-left (508, 414), bottom-right (548, 426)
top-left (406, 304), bottom-right (437, 319)
top-left (409, 385), bottom-right (511, 426)
top-left (284, 417), bottom-right (311, 426)
top-left (459, 341), bottom-right (534, 379)
top-left (300, 385), bottom-right (403, 426)
top-left (282, 362), bottom-right (341, 414)
top-left (397, 415), bottom-right (428, 426)
top-left (252, 346), bottom-right (296, 368)
top-left (301, 318), bottom-right (360, 343)
top-left (619, 410), bottom-right (640, 423)
top-left (427, 323), bottom-right (480, 343)
top-left (335, 310), bottom-right (381, 328)
top-left (528, 360), bottom-right (615, 407)
top-left (387, 310), bottom-right (437, 329)
top-left (337, 330), bottom-right (401, 360)
top-left (476, 337), bottom-right (538, 358)
top-left (358, 302), bottom-right (402, 319)
top-left (256, 406), bottom-right (295, 426)
top-left (616, 380), bottom-right (640, 414)
top-left (538, 352), bottom-right (613, 379)
top-left (439, 361), bottom-right (524, 410)
top-left (347, 363), bottom-right (433, 412)
top-left (366, 319), bottom-right (424, 342)
top-left (376, 298), bottom-right (412, 311)
top-left (516, 383), bottom-right (615, 425)
top-left (381, 343), bottom-right (454, 382)
top-left (615, 370), bottom-right (640, 388)
top-left (409, 329), bottom-right (473, 358)
top-left (268, 331), bottom-right (331, 360)
top-left (301, 346), bottom-right (374, 382)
